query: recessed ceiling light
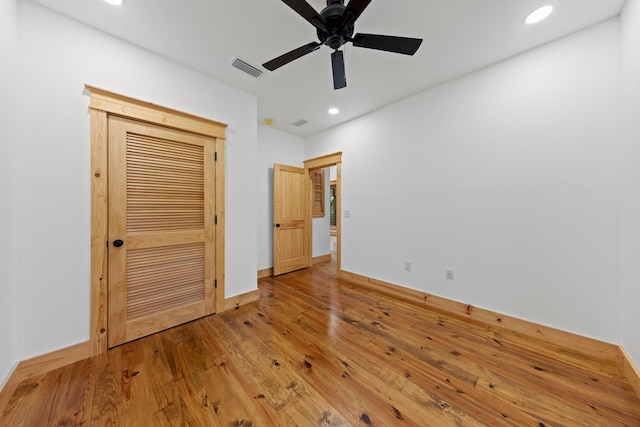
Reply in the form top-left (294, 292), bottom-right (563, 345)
top-left (104, 0), bottom-right (123, 5)
top-left (525, 5), bottom-right (553, 24)
top-left (328, 108), bottom-right (340, 115)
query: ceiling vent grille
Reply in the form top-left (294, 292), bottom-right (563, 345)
top-left (231, 56), bottom-right (263, 78)
top-left (292, 119), bottom-right (309, 127)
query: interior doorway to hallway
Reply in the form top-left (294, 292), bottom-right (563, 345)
top-left (304, 153), bottom-right (342, 275)
top-left (311, 166), bottom-right (338, 271)
top-left (271, 152), bottom-right (342, 277)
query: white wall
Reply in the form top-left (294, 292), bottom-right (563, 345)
top-left (257, 125), bottom-right (305, 270)
top-left (0, 0), bottom-right (19, 387)
top-left (14, 1), bottom-right (258, 360)
top-left (306, 19), bottom-right (622, 343)
top-left (620, 0), bottom-right (640, 368)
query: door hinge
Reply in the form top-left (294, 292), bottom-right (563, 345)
top-left (215, 215), bottom-right (218, 225)
top-left (106, 241), bottom-right (109, 248)
top-left (215, 152), bottom-right (218, 161)
top-left (214, 279), bottom-right (218, 289)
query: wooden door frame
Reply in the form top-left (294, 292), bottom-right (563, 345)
top-left (303, 152), bottom-right (342, 273)
top-left (87, 85), bottom-right (227, 355)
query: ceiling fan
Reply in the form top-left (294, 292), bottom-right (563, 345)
top-left (263, 0), bottom-right (423, 90)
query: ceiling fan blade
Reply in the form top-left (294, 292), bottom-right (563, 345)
top-left (282, 0), bottom-right (327, 31)
top-left (331, 50), bottom-right (346, 90)
top-left (341, 0), bottom-right (373, 27)
top-left (352, 33), bottom-right (423, 55)
top-left (263, 42), bottom-right (322, 71)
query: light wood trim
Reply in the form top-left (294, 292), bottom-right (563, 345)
top-left (0, 341), bottom-right (91, 414)
top-left (338, 269), bottom-right (622, 366)
top-left (303, 152), bottom-right (343, 170)
top-left (90, 109), bottom-right (109, 356)
top-left (214, 137), bottom-right (225, 313)
top-left (258, 267), bottom-right (274, 279)
top-left (224, 290), bottom-right (260, 311)
top-left (307, 168), bottom-right (314, 269)
top-left (622, 346), bottom-right (640, 399)
top-left (303, 152), bottom-right (342, 274)
top-left (257, 258), bottom-right (333, 275)
top-left (204, 141), bottom-right (216, 314)
top-left (336, 162), bottom-right (341, 273)
top-left (15, 342), bottom-right (91, 381)
top-left (311, 168), bottom-right (325, 217)
top-left (312, 254), bottom-right (332, 265)
top-left (85, 85), bottom-right (226, 138)
top-left (0, 364), bottom-right (19, 416)
top-left (87, 86), bottom-right (227, 354)
top-left (0, 342), bottom-right (90, 399)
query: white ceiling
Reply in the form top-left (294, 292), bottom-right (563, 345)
top-left (30, 0), bottom-right (626, 137)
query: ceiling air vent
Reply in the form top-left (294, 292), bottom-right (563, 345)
top-left (231, 56), bottom-right (263, 78)
top-left (292, 119), bottom-right (309, 127)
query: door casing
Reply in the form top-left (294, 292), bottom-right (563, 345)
top-left (87, 85), bottom-right (226, 355)
top-left (303, 152), bottom-right (342, 274)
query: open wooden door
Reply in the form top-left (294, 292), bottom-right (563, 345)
top-left (273, 164), bottom-right (310, 276)
top-left (107, 115), bottom-right (217, 347)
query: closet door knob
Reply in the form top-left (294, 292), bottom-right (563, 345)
top-left (113, 239), bottom-right (124, 248)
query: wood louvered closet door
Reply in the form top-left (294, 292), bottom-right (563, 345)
top-left (107, 116), bottom-right (216, 348)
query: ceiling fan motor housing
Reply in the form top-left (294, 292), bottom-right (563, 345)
top-left (317, 1), bottom-right (354, 49)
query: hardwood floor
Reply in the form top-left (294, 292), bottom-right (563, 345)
top-left (2, 262), bottom-right (639, 426)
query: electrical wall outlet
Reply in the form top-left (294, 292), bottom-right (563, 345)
top-left (404, 260), bottom-right (412, 272)
top-left (446, 269), bottom-right (454, 280)
top-left (344, 210), bottom-right (351, 218)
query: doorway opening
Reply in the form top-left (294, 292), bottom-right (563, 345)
top-left (271, 152), bottom-right (342, 277)
top-left (304, 152), bottom-right (342, 275)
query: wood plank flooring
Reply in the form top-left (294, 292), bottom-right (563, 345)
top-left (2, 262), bottom-right (639, 426)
